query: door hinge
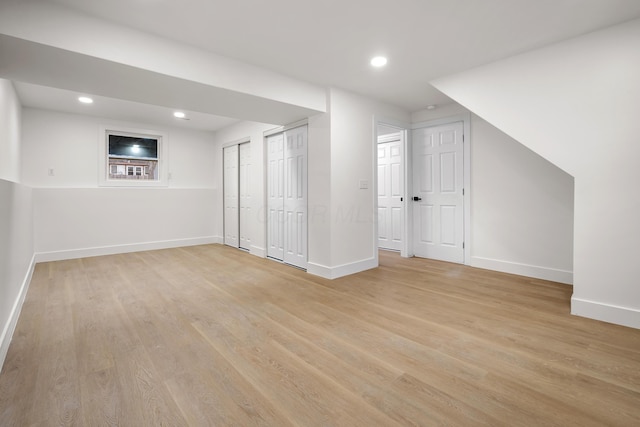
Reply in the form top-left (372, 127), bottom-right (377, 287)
top-left (463, 242), bottom-right (465, 249)
top-left (462, 188), bottom-right (465, 196)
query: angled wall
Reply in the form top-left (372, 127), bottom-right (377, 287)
top-left (414, 105), bottom-right (574, 284)
top-left (432, 19), bottom-right (640, 328)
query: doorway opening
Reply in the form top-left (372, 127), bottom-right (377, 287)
top-left (376, 122), bottom-right (410, 258)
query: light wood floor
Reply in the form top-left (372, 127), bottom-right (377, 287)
top-left (1, 245), bottom-right (639, 426)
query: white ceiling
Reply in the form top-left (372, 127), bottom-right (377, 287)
top-left (11, 0), bottom-right (640, 130)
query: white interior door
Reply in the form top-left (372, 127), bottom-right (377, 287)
top-left (239, 142), bottom-right (252, 250)
top-left (283, 125), bottom-right (308, 269)
top-left (223, 145), bottom-right (239, 248)
top-left (378, 135), bottom-right (404, 251)
top-left (412, 122), bottom-right (464, 263)
top-left (267, 133), bottom-right (285, 260)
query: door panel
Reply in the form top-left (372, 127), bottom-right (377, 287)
top-left (239, 142), bottom-right (251, 250)
top-left (267, 133), bottom-right (284, 260)
top-left (267, 126), bottom-right (308, 269)
top-left (223, 145), bottom-right (239, 248)
top-left (412, 122), bottom-right (464, 263)
top-left (283, 125), bottom-right (307, 269)
top-left (378, 136), bottom-right (404, 251)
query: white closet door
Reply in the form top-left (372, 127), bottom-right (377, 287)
top-left (239, 142), bottom-right (252, 250)
top-left (223, 145), bottom-right (239, 248)
top-left (267, 133), bottom-right (285, 260)
top-left (283, 125), bottom-right (308, 269)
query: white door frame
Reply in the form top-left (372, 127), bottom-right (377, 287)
top-left (411, 113), bottom-right (471, 264)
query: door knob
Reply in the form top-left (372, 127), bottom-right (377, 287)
top-left (413, 196), bottom-right (422, 201)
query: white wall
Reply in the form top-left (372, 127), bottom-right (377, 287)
top-left (469, 116), bottom-right (574, 281)
top-left (318, 88), bottom-right (410, 277)
top-left (308, 110), bottom-right (333, 269)
top-left (21, 108), bottom-right (219, 260)
top-left (0, 181), bottom-right (34, 372)
top-left (0, 78), bottom-right (34, 371)
top-left (432, 19), bottom-right (640, 328)
top-left (0, 79), bottom-right (21, 182)
top-left (33, 188), bottom-right (215, 260)
top-left (21, 109), bottom-right (216, 189)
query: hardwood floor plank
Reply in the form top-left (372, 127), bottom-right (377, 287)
top-left (79, 367), bottom-right (123, 426)
top-left (111, 345), bottom-right (188, 427)
top-left (27, 266), bottom-right (81, 426)
top-left (0, 264), bottom-right (49, 427)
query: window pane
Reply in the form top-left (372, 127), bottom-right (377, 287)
top-left (105, 131), bottom-right (161, 183)
top-left (108, 135), bottom-right (158, 159)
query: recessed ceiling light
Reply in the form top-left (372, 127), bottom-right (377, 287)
top-left (426, 105), bottom-right (437, 110)
top-left (173, 111), bottom-right (186, 119)
top-left (78, 96), bottom-right (93, 104)
top-left (370, 56), bottom-right (388, 67)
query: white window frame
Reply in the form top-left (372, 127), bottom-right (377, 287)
top-left (98, 125), bottom-right (169, 187)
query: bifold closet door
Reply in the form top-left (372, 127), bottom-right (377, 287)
top-left (283, 126), bottom-right (307, 268)
top-left (267, 133), bottom-right (285, 260)
top-left (223, 145), bottom-right (239, 247)
top-left (239, 142), bottom-right (252, 250)
top-left (266, 125), bottom-right (307, 269)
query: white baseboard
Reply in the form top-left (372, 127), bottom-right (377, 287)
top-left (571, 297), bottom-right (640, 330)
top-left (250, 245), bottom-right (265, 258)
top-left (0, 254), bottom-right (36, 374)
top-left (34, 236), bottom-right (220, 263)
top-left (211, 236), bottom-right (223, 245)
top-left (308, 257), bottom-right (378, 280)
top-left (470, 256), bottom-right (573, 284)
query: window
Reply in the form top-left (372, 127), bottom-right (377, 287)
top-left (99, 126), bottom-right (168, 187)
